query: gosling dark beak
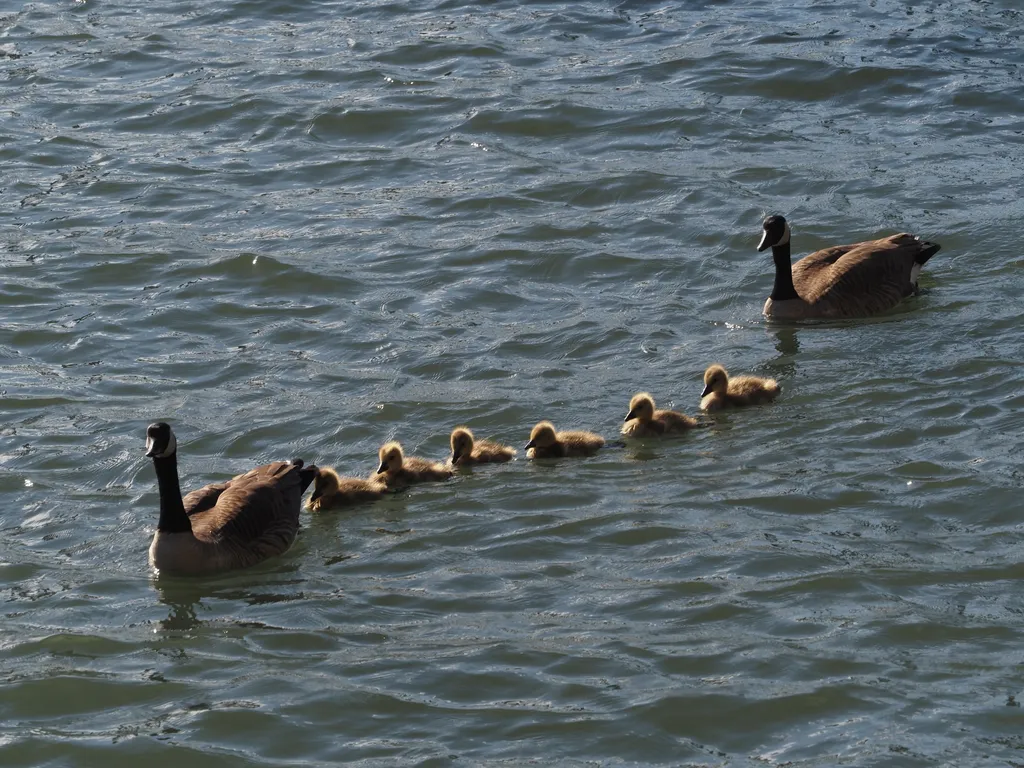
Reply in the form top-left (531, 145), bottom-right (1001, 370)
top-left (624, 408), bottom-right (638, 422)
top-left (524, 440), bottom-right (536, 450)
top-left (310, 488), bottom-right (322, 502)
top-left (701, 384), bottom-right (713, 397)
top-left (757, 229), bottom-right (772, 252)
top-left (376, 463), bottom-right (387, 474)
top-left (450, 451), bottom-right (462, 465)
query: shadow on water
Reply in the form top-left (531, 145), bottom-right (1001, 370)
top-left (152, 569), bottom-right (308, 632)
top-left (152, 579), bottom-right (206, 632)
top-left (765, 326), bottom-right (800, 381)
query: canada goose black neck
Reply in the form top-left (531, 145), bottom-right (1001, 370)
top-left (769, 241), bottom-right (800, 301)
top-left (152, 453), bottom-right (192, 534)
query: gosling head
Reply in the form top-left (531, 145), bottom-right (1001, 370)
top-left (758, 214), bottom-right (790, 252)
top-left (377, 441), bottom-right (405, 474)
top-left (309, 467), bottom-right (341, 503)
top-left (701, 365), bottom-right (729, 398)
top-left (525, 421), bottom-right (557, 451)
top-left (450, 427), bottom-right (475, 465)
top-left (145, 422), bottom-right (177, 458)
top-left (624, 392), bottom-right (656, 423)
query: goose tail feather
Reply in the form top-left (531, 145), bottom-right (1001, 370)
top-left (294, 460), bottom-right (318, 492)
top-left (914, 238), bottom-right (941, 265)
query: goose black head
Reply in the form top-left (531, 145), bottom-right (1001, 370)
top-left (145, 422), bottom-right (177, 458)
top-left (758, 215), bottom-right (790, 252)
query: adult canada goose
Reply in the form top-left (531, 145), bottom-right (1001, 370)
top-left (757, 215), bottom-right (941, 319)
top-left (145, 422), bottom-right (316, 576)
top-left (525, 421), bottom-right (605, 459)
top-left (375, 441), bottom-right (453, 489)
top-left (700, 364), bottom-right (780, 411)
top-left (449, 427), bottom-right (516, 466)
top-left (306, 467), bottom-right (388, 512)
top-left (622, 392), bottom-right (697, 437)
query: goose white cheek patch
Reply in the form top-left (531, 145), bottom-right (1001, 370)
top-left (778, 223), bottom-right (791, 246)
top-left (148, 431), bottom-right (177, 458)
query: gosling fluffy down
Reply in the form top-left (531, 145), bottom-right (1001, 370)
top-left (700, 364), bottom-right (780, 411)
top-left (525, 420), bottom-right (605, 459)
top-left (449, 427), bottom-right (516, 466)
top-left (622, 392), bottom-right (697, 437)
top-left (375, 440), bottom-right (453, 489)
top-left (306, 467), bottom-right (388, 512)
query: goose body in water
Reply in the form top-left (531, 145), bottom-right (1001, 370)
top-left (145, 422), bottom-right (316, 576)
top-left (758, 215), bottom-right (941, 320)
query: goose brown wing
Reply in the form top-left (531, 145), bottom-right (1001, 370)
top-left (790, 243), bottom-right (859, 298)
top-left (182, 482), bottom-right (232, 517)
top-left (795, 235), bottom-right (920, 314)
top-left (189, 461), bottom-right (306, 551)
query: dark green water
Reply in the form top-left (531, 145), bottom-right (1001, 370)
top-left (2, 1), bottom-right (1023, 765)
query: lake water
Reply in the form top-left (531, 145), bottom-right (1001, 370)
top-left (2, 0), bottom-right (1024, 765)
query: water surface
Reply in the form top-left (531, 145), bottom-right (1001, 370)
top-left (2, 1), bottom-right (1024, 765)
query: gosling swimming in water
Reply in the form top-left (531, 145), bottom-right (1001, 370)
top-left (449, 427), bottom-right (516, 466)
top-left (525, 421), bottom-right (605, 459)
top-left (306, 467), bottom-right (388, 512)
top-left (700, 364), bottom-right (780, 411)
top-left (375, 440), bottom-right (453, 489)
top-left (622, 392), bottom-right (697, 437)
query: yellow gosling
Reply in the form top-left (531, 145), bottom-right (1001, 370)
top-left (525, 420), bottom-right (605, 459)
top-left (375, 440), bottom-right (453, 490)
top-left (449, 427), bottom-right (516, 466)
top-left (700, 364), bottom-right (781, 411)
top-left (306, 467), bottom-right (388, 513)
top-left (622, 392), bottom-right (697, 437)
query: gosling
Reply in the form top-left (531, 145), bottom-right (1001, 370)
top-left (449, 427), bottom-right (516, 466)
top-left (375, 440), bottom-right (453, 489)
top-left (525, 421), bottom-right (605, 459)
top-left (622, 392), bottom-right (697, 437)
top-left (306, 467), bottom-right (388, 513)
top-left (700, 364), bottom-right (781, 411)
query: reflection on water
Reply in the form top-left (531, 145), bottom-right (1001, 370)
top-left (156, 582), bottom-right (203, 632)
top-left (153, 572), bottom-right (309, 632)
top-left (767, 326), bottom-right (800, 381)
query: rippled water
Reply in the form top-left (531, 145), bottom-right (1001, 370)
top-left (3, 0), bottom-right (1024, 764)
